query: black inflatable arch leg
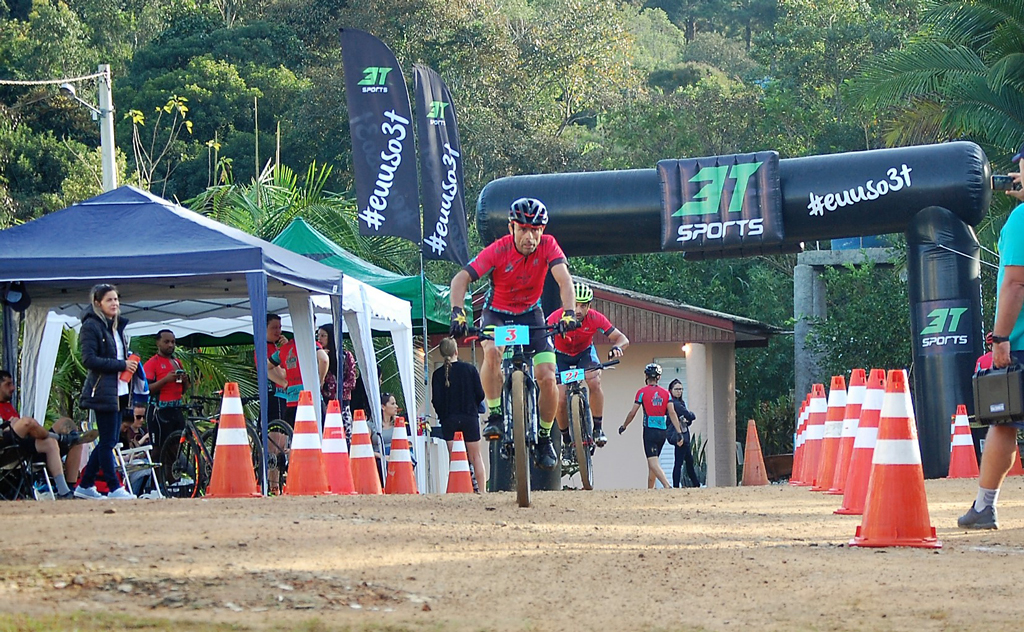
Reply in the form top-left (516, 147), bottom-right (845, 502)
top-left (906, 206), bottom-right (984, 479)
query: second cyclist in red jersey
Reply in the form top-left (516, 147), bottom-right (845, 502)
top-left (448, 197), bottom-right (580, 471)
top-left (546, 280), bottom-right (629, 451)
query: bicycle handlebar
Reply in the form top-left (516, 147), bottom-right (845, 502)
top-left (463, 324), bottom-right (557, 343)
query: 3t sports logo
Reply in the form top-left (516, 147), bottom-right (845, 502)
top-left (427, 101), bottom-right (449, 119)
top-left (359, 67), bottom-right (392, 93)
top-left (675, 162), bottom-right (764, 244)
top-left (920, 307), bottom-right (968, 348)
top-left (427, 101), bottom-right (449, 127)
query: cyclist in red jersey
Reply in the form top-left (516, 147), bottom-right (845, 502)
top-left (547, 280), bottom-right (629, 452)
top-left (618, 363), bottom-right (683, 489)
top-left (449, 197), bottom-right (579, 471)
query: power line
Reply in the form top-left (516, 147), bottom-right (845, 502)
top-left (0, 71), bottom-right (105, 87)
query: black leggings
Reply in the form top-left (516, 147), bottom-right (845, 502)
top-left (673, 441), bottom-right (700, 488)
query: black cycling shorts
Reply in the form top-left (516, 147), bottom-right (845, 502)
top-left (2, 425), bottom-right (35, 454)
top-left (440, 415), bottom-right (481, 443)
top-left (481, 307), bottom-right (554, 359)
top-left (643, 426), bottom-right (666, 458)
top-left (555, 346), bottom-right (601, 374)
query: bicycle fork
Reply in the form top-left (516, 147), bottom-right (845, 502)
top-left (501, 367), bottom-right (539, 459)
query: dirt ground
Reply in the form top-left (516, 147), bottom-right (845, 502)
top-left (1, 477), bottom-right (1023, 632)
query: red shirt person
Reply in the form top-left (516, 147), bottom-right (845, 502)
top-left (144, 329), bottom-right (189, 406)
top-left (619, 363), bottom-right (683, 489)
top-left (447, 197), bottom-right (580, 472)
top-left (545, 280), bottom-right (630, 447)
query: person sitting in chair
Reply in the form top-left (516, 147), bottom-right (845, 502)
top-left (0, 370), bottom-right (96, 499)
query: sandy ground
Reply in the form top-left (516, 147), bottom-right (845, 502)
top-left (1, 477), bottom-right (1023, 631)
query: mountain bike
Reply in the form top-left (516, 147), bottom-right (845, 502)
top-left (158, 395), bottom-right (292, 497)
top-left (559, 359), bottom-right (618, 490)
top-left (469, 324), bottom-right (556, 508)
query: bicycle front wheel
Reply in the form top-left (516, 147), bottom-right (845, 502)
top-left (568, 392), bottom-right (593, 490)
top-left (160, 430), bottom-right (203, 498)
top-left (511, 371), bottom-right (531, 508)
top-left (265, 420), bottom-right (292, 493)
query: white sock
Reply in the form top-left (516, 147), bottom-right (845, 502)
top-left (974, 487), bottom-right (999, 512)
top-left (53, 475), bottom-right (71, 495)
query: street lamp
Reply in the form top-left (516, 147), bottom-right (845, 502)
top-left (60, 64), bottom-right (117, 192)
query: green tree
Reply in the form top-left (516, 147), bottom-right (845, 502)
top-left (851, 0), bottom-right (1024, 164)
top-left (806, 261), bottom-right (912, 380)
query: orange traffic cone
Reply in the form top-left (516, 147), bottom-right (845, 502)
top-left (811, 376), bottom-right (847, 492)
top-left (206, 382), bottom-right (261, 498)
top-left (836, 369), bottom-right (885, 515)
top-left (828, 369), bottom-right (866, 495)
top-left (947, 404), bottom-right (979, 479)
top-left (741, 419), bottom-right (769, 486)
top-left (349, 410), bottom-right (383, 495)
top-left (323, 400), bottom-right (357, 494)
top-left (790, 394), bottom-right (809, 486)
top-left (385, 417), bottom-right (419, 494)
top-left (850, 369), bottom-right (941, 548)
top-left (284, 391), bottom-right (330, 496)
top-left (1008, 445), bottom-right (1024, 476)
top-left (798, 384), bottom-right (827, 487)
top-left (446, 431), bottom-right (475, 493)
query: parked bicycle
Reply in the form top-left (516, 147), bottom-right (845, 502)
top-left (559, 359), bottom-right (618, 490)
top-left (468, 324), bottom-right (557, 508)
top-left (158, 395), bottom-right (292, 497)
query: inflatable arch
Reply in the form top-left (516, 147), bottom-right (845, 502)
top-left (477, 141), bottom-right (991, 479)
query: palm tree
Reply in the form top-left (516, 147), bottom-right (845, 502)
top-left (851, 0), bottom-right (1024, 168)
top-left (187, 161), bottom-right (416, 274)
top-left (185, 162), bottom-right (425, 412)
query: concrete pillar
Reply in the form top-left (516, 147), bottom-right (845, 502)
top-left (687, 343), bottom-right (737, 487)
top-left (793, 262), bottom-right (826, 414)
top-left (686, 342), bottom-right (708, 460)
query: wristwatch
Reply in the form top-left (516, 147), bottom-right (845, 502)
top-left (991, 334), bottom-right (1011, 343)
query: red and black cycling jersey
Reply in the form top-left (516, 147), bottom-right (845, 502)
top-left (634, 384), bottom-right (671, 430)
top-left (547, 307), bottom-right (616, 356)
top-left (465, 234), bottom-right (566, 315)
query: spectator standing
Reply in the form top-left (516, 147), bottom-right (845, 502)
top-left (959, 143), bottom-right (1024, 530)
top-left (143, 329), bottom-right (189, 450)
top-left (341, 349), bottom-right (357, 411)
top-left (618, 363), bottom-right (683, 489)
top-left (431, 338), bottom-right (487, 492)
top-left (667, 379), bottom-right (700, 488)
top-left (317, 324), bottom-right (339, 404)
top-left (75, 283), bottom-right (137, 500)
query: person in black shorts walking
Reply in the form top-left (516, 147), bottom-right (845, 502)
top-left (431, 338), bottom-right (487, 492)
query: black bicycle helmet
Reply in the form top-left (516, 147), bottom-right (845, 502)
top-left (644, 363), bottom-right (662, 379)
top-left (509, 197), bottom-right (548, 226)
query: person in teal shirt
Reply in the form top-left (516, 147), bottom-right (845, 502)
top-left (959, 143), bottom-right (1024, 530)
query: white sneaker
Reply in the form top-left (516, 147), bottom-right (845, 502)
top-left (107, 487), bottom-right (135, 500)
top-left (74, 486), bottom-right (105, 500)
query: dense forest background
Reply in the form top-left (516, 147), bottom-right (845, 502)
top-left (3, 0), bottom-right (1022, 449)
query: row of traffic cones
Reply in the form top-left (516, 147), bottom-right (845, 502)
top-left (203, 383), bottom-right (477, 498)
top-left (783, 370), bottom-right (940, 546)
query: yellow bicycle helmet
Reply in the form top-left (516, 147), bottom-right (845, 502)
top-left (573, 280), bottom-right (594, 304)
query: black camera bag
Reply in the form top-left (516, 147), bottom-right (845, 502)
top-left (973, 364), bottom-right (1024, 424)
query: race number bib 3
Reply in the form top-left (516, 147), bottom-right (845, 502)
top-left (494, 325), bottom-right (529, 347)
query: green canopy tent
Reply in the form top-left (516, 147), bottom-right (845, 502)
top-left (272, 218), bottom-right (467, 334)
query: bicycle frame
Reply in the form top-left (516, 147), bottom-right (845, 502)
top-left (500, 343), bottom-right (540, 459)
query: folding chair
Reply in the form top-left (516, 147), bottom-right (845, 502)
top-left (114, 442), bottom-right (163, 499)
top-left (0, 444), bottom-right (32, 500)
top-left (0, 445), bottom-right (53, 500)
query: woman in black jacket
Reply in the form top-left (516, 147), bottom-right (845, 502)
top-left (74, 284), bottom-right (138, 500)
top-left (667, 379), bottom-right (700, 488)
top-left (431, 337), bottom-right (486, 492)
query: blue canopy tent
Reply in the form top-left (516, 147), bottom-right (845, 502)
top-left (0, 186), bottom-right (353, 493)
